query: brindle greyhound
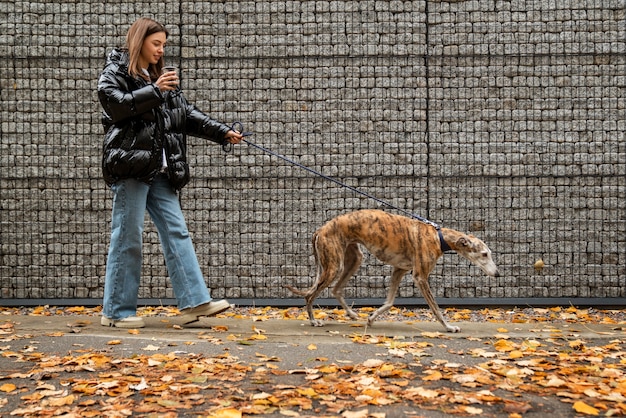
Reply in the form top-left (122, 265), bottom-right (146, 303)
top-left (288, 209), bottom-right (500, 332)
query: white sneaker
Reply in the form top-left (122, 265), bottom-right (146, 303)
top-left (180, 300), bottom-right (231, 324)
top-left (101, 316), bottom-right (145, 328)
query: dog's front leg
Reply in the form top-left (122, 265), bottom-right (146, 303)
top-left (415, 275), bottom-right (460, 333)
top-left (367, 267), bottom-right (408, 326)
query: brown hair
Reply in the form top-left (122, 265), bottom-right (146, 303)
top-left (125, 17), bottom-right (169, 80)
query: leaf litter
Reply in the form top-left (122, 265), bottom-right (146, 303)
top-left (0, 305), bottom-right (624, 417)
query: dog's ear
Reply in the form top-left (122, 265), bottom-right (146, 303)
top-left (456, 237), bottom-right (469, 248)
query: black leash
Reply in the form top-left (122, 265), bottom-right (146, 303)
top-left (225, 130), bottom-right (453, 252)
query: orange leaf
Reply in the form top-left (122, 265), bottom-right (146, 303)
top-left (297, 387), bottom-right (318, 397)
top-left (0, 383), bottom-right (16, 393)
top-left (573, 401), bottom-right (600, 416)
top-left (494, 339), bottom-right (517, 352)
top-left (422, 370), bottom-right (443, 381)
top-left (211, 325), bottom-right (229, 332)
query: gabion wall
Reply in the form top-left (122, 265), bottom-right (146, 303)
top-left (0, 1), bottom-right (624, 305)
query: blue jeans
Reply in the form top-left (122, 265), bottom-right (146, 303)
top-left (103, 174), bottom-right (212, 320)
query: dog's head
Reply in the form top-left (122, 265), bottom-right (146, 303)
top-left (454, 235), bottom-right (500, 277)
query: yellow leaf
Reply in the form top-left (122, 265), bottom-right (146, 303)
top-left (313, 310), bottom-right (328, 319)
top-left (494, 339), bottom-right (517, 352)
top-left (297, 387), bottom-right (318, 397)
top-left (422, 370), bottom-right (443, 381)
top-left (128, 329), bottom-right (140, 335)
top-left (509, 350), bottom-right (524, 359)
top-left (319, 365), bottom-right (338, 373)
top-left (497, 327), bottom-right (509, 333)
top-left (569, 340), bottom-right (585, 350)
top-left (0, 383), bottom-right (16, 393)
top-left (573, 401), bottom-right (599, 416)
top-left (107, 340), bottom-right (122, 345)
top-left (307, 344), bottom-right (317, 350)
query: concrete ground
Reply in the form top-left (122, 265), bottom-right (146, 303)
top-left (1, 310), bottom-right (624, 417)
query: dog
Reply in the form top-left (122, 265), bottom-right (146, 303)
top-left (288, 209), bottom-right (500, 333)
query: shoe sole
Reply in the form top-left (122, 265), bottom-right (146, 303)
top-left (101, 317), bottom-right (145, 328)
top-left (180, 303), bottom-right (230, 325)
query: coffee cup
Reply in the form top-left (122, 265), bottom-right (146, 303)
top-left (162, 65), bottom-right (178, 75)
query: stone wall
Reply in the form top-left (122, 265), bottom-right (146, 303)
top-left (0, 0), bottom-right (624, 304)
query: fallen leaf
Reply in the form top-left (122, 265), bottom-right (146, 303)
top-left (422, 370), bottom-right (442, 381)
top-left (341, 409), bottom-right (370, 418)
top-left (573, 400), bottom-right (600, 416)
top-left (143, 344), bottom-right (160, 351)
top-left (463, 406), bottom-right (483, 415)
top-left (0, 383), bottom-right (16, 392)
top-left (362, 359), bottom-right (384, 368)
top-left (211, 408), bottom-right (242, 418)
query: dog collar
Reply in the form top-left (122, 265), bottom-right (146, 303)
top-left (438, 229), bottom-right (453, 253)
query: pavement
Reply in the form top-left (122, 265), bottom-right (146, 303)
top-left (4, 313), bottom-right (620, 369)
top-left (1, 311), bottom-right (624, 417)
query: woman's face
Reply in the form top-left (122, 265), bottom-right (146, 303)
top-left (139, 31), bottom-right (167, 68)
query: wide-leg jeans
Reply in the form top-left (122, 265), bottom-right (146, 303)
top-left (103, 174), bottom-right (211, 320)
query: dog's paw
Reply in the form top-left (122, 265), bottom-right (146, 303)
top-left (446, 325), bottom-right (461, 333)
top-left (311, 320), bottom-right (325, 327)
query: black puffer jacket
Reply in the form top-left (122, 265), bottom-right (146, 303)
top-left (97, 48), bottom-right (231, 190)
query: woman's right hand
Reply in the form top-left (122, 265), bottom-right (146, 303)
top-left (156, 70), bottom-right (179, 91)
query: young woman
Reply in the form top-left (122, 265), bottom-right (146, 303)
top-left (97, 17), bottom-right (243, 328)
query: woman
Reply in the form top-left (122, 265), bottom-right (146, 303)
top-left (97, 17), bottom-right (243, 328)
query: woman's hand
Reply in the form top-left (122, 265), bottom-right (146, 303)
top-left (156, 70), bottom-right (179, 91)
top-left (224, 130), bottom-right (244, 144)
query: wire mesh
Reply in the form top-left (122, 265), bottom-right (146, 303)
top-left (0, 0), bottom-right (624, 305)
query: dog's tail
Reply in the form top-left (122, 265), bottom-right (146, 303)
top-left (285, 285), bottom-right (307, 296)
top-left (286, 230), bottom-right (322, 296)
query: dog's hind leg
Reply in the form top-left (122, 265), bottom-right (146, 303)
top-left (331, 243), bottom-right (362, 321)
top-left (303, 235), bottom-right (344, 327)
top-left (303, 266), bottom-right (339, 327)
top-left (367, 267), bottom-right (408, 326)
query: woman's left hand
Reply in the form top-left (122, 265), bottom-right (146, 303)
top-left (224, 130), bottom-right (244, 144)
